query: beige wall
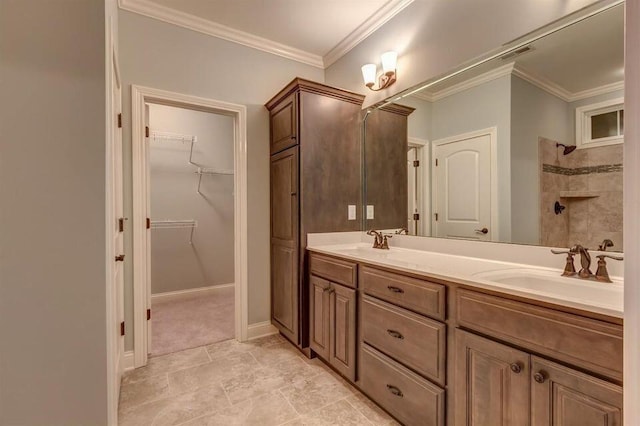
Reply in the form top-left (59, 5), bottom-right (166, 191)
top-left (0, 0), bottom-right (109, 424)
top-left (118, 10), bottom-right (324, 349)
top-left (149, 104), bottom-right (235, 294)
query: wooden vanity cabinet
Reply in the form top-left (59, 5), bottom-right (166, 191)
top-left (455, 329), bottom-right (623, 426)
top-left (309, 255), bottom-right (357, 381)
top-left (267, 79), bottom-right (364, 348)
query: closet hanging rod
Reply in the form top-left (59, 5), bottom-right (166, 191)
top-left (150, 219), bottom-right (197, 244)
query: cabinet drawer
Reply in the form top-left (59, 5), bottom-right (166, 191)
top-left (360, 344), bottom-right (445, 426)
top-left (362, 296), bottom-right (446, 386)
top-left (309, 254), bottom-right (357, 288)
top-left (360, 266), bottom-right (445, 320)
top-left (456, 289), bottom-right (623, 381)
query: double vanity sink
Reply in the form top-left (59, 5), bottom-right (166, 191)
top-left (306, 235), bottom-right (624, 425)
top-left (310, 242), bottom-right (623, 318)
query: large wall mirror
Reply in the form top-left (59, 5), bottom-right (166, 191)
top-left (364, 2), bottom-right (623, 252)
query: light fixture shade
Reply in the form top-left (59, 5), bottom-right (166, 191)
top-left (361, 64), bottom-right (377, 86)
top-left (381, 51), bottom-right (397, 75)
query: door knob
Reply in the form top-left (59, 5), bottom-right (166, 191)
top-left (115, 254), bottom-right (125, 262)
top-left (475, 227), bottom-right (489, 234)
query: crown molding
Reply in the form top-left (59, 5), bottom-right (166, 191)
top-left (411, 62), bottom-right (623, 104)
top-left (323, 0), bottom-right (415, 68)
top-left (118, 0), bottom-right (324, 68)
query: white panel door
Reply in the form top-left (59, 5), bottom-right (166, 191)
top-left (407, 147), bottom-right (418, 235)
top-left (433, 133), bottom-right (492, 240)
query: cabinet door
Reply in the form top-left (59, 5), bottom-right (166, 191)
top-left (531, 356), bottom-right (622, 426)
top-left (270, 147), bottom-right (299, 343)
top-left (454, 330), bottom-right (530, 426)
top-left (270, 93), bottom-right (297, 155)
top-left (309, 275), bottom-right (331, 360)
top-left (330, 283), bottom-right (357, 381)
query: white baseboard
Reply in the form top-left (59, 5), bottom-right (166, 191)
top-left (123, 351), bottom-right (135, 372)
top-left (247, 321), bottom-right (279, 340)
top-left (151, 283), bottom-right (234, 304)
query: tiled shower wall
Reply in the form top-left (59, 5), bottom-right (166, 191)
top-left (539, 137), bottom-right (623, 250)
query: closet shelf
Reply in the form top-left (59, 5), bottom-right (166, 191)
top-left (559, 191), bottom-right (600, 199)
top-left (150, 219), bottom-right (197, 244)
top-left (196, 167), bottom-right (234, 195)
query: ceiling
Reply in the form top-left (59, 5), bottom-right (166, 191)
top-left (417, 4), bottom-right (624, 100)
top-left (120, 0), bottom-right (413, 68)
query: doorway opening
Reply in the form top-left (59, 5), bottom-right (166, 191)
top-left (147, 104), bottom-right (235, 355)
top-left (131, 86), bottom-right (247, 367)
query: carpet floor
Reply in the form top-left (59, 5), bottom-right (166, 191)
top-left (151, 286), bottom-right (235, 356)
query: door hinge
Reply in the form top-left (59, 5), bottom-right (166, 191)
top-left (117, 113), bottom-right (122, 128)
top-left (118, 217), bottom-right (127, 232)
top-left (435, 159), bottom-right (439, 166)
top-left (413, 160), bottom-right (420, 167)
top-left (434, 213), bottom-right (439, 221)
top-left (145, 126), bottom-right (150, 138)
top-left (413, 213), bottom-right (420, 221)
top-left (147, 309), bottom-right (151, 321)
top-left (120, 321), bottom-right (125, 336)
top-left (146, 217), bottom-right (151, 229)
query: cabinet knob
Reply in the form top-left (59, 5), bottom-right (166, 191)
top-left (510, 363), bottom-right (522, 374)
top-left (386, 384), bottom-right (404, 398)
top-left (386, 329), bottom-right (404, 340)
top-left (387, 285), bottom-right (404, 294)
top-left (534, 372), bottom-right (547, 383)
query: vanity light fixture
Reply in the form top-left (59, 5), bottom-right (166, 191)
top-left (361, 51), bottom-right (397, 91)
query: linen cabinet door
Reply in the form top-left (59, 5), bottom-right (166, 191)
top-left (531, 356), bottom-right (622, 426)
top-left (330, 283), bottom-right (357, 381)
top-left (454, 330), bottom-right (530, 426)
top-left (309, 275), bottom-right (331, 360)
top-left (270, 93), bottom-right (297, 155)
top-left (270, 147), bottom-right (299, 344)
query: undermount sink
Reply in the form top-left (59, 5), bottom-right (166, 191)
top-left (473, 268), bottom-right (623, 306)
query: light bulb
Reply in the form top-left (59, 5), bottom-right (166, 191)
top-left (361, 64), bottom-right (377, 87)
top-left (381, 51), bottom-right (397, 75)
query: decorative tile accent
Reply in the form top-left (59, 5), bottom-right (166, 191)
top-left (542, 163), bottom-right (623, 176)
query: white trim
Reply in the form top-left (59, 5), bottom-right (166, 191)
top-left (123, 351), bottom-right (135, 372)
top-left (151, 283), bottom-right (234, 304)
top-left (575, 97), bottom-right (624, 149)
top-left (119, 0), bottom-right (323, 68)
top-left (408, 137), bottom-right (430, 236)
top-left (323, 0), bottom-right (415, 67)
top-left (131, 85), bottom-right (249, 368)
top-left (412, 62), bottom-right (623, 104)
top-left (247, 321), bottom-right (279, 340)
top-left (430, 127), bottom-right (499, 242)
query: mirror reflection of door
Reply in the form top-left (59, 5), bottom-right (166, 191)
top-left (407, 147), bottom-right (418, 235)
top-left (432, 131), bottom-right (493, 241)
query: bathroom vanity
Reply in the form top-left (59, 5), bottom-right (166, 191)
top-left (306, 237), bottom-right (623, 426)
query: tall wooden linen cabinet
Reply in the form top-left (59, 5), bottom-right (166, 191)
top-left (266, 79), bottom-right (365, 348)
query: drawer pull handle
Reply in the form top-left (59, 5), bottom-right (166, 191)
top-left (386, 384), bottom-right (404, 398)
top-left (387, 329), bottom-right (404, 340)
top-left (510, 363), bottom-right (522, 374)
top-left (534, 372), bottom-right (547, 384)
top-left (387, 286), bottom-right (404, 294)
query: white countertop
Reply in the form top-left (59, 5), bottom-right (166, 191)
top-left (307, 242), bottom-right (623, 319)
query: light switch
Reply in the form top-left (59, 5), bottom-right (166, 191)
top-left (366, 205), bottom-right (374, 220)
top-left (348, 205), bottom-right (356, 220)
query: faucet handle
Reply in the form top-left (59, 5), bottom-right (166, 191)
top-left (380, 234), bottom-right (392, 250)
top-left (595, 254), bottom-right (623, 283)
top-left (551, 248), bottom-right (576, 277)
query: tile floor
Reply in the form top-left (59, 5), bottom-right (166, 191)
top-left (119, 334), bottom-right (399, 425)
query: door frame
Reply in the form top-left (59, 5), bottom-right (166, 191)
top-left (105, 13), bottom-right (121, 425)
top-left (131, 85), bottom-right (248, 367)
top-left (430, 127), bottom-right (499, 241)
top-left (408, 137), bottom-right (429, 236)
